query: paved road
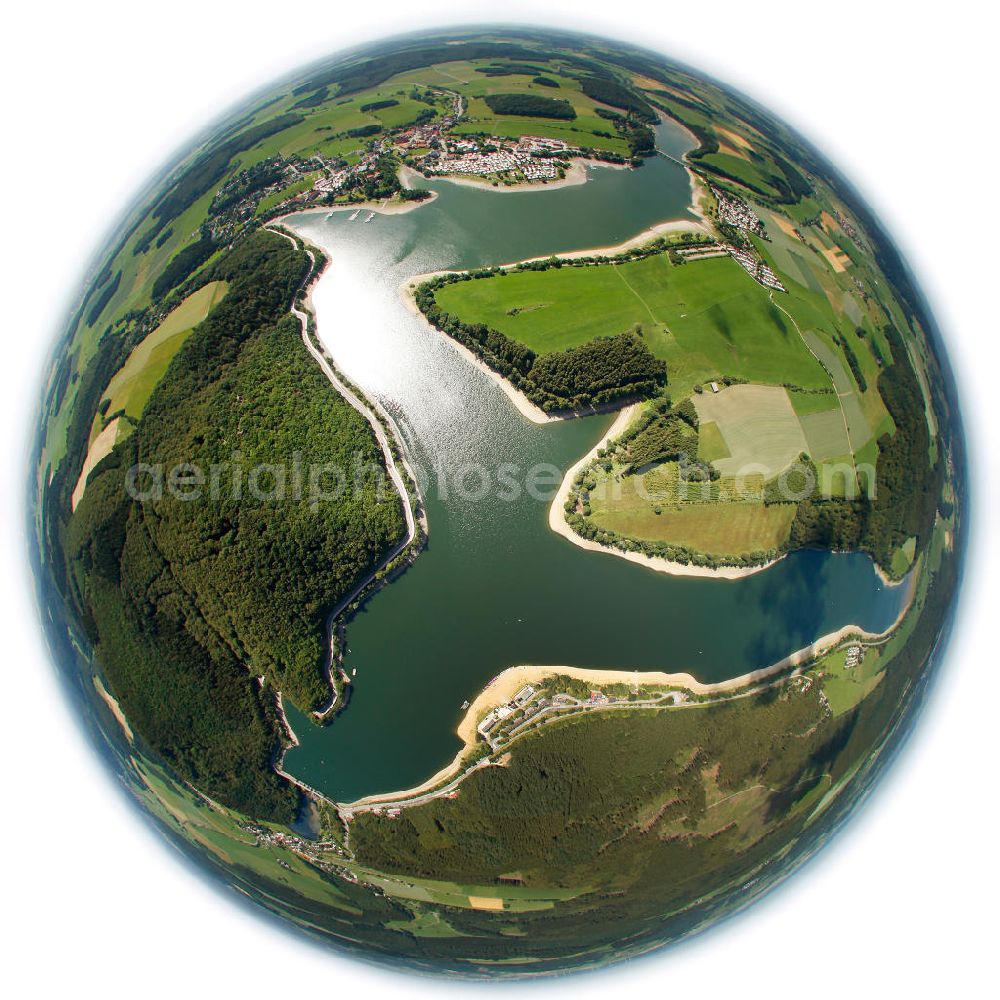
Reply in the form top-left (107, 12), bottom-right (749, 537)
top-left (267, 226), bottom-right (422, 716)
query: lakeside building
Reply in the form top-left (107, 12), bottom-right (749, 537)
top-left (512, 685), bottom-right (535, 707)
top-left (477, 702), bottom-right (514, 739)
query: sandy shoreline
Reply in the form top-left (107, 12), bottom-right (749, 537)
top-left (346, 752), bottom-right (476, 809)
top-left (275, 146), bottom-right (914, 813)
top-left (400, 219), bottom-right (775, 581)
top-left (457, 633), bottom-right (880, 738)
top-left (397, 281), bottom-right (555, 424)
top-left (873, 558), bottom-right (914, 589)
top-left (273, 189), bottom-right (438, 224)
top-left (396, 205), bottom-right (706, 428)
top-left (518, 216), bottom-right (709, 267)
top-left (346, 611), bottom-right (909, 809)
top-left (546, 405), bottom-right (785, 581)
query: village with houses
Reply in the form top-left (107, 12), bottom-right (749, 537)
top-left (204, 88), bottom-right (789, 302)
top-left (473, 678), bottom-right (690, 753)
top-left (307, 90), bottom-right (576, 199)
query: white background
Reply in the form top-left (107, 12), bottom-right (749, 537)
top-left (1, 2), bottom-right (994, 996)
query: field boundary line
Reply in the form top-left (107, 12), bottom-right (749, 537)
top-left (612, 262), bottom-right (659, 326)
top-left (769, 291), bottom-right (857, 479)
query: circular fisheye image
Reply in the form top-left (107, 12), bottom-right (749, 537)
top-left (29, 26), bottom-right (965, 978)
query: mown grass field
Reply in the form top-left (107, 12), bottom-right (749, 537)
top-left (698, 152), bottom-right (786, 195)
top-left (43, 53), bottom-right (634, 478)
top-left (451, 116), bottom-right (627, 153)
top-left (798, 409), bottom-right (851, 462)
top-left (801, 330), bottom-right (871, 449)
top-left (403, 58), bottom-right (631, 152)
top-left (788, 389), bottom-right (839, 417)
top-left (590, 494), bottom-right (796, 556)
top-left (317, 58), bottom-right (634, 156)
top-left (588, 460), bottom-right (796, 556)
top-left (435, 254), bottom-right (831, 398)
top-left (697, 420), bottom-right (729, 462)
top-left (812, 645), bottom-right (885, 717)
top-left (74, 280), bottom-right (230, 510)
top-left (94, 280), bottom-right (229, 440)
top-left (694, 384), bottom-right (807, 480)
top-left (890, 535), bottom-right (918, 577)
top-left (42, 36), bottom-right (936, 593)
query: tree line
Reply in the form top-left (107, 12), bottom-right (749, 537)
top-left (415, 275), bottom-right (665, 413)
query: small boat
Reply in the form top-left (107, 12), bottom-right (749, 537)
top-left (461, 700), bottom-right (469, 710)
top-left (348, 209), bottom-right (360, 221)
top-left (352, 668), bottom-right (357, 677)
top-left (365, 211), bottom-right (375, 223)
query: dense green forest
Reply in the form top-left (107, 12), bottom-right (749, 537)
top-left (85, 269), bottom-right (121, 326)
top-left (290, 41), bottom-right (570, 97)
top-left (359, 99), bottom-right (399, 113)
top-left (618, 398), bottom-right (700, 471)
top-left (151, 232), bottom-right (218, 301)
top-left (483, 93), bottom-right (577, 120)
top-left (559, 327), bottom-right (939, 575)
top-left (594, 108), bottom-right (656, 156)
top-left (475, 62), bottom-right (546, 76)
top-left (355, 689), bottom-right (826, 884)
top-left (578, 75), bottom-right (657, 122)
top-left (210, 159), bottom-right (286, 217)
top-left (65, 232), bottom-right (405, 818)
top-left (32, 30), bottom-right (964, 973)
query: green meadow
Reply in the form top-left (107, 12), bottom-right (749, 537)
top-left (434, 253), bottom-right (830, 398)
top-left (589, 472), bottom-right (797, 556)
top-left (92, 280), bottom-right (229, 444)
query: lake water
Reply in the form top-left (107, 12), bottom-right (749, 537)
top-left (282, 121), bottom-right (907, 802)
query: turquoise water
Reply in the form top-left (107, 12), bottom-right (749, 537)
top-left (282, 123), bottom-right (907, 802)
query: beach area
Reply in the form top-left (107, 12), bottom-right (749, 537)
top-left (343, 609), bottom-right (911, 811)
top-left (93, 675), bottom-right (134, 743)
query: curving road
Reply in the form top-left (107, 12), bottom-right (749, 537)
top-left (268, 225), bottom-right (423, 716)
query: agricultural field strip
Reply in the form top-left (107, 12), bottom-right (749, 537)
top-left (694, 385), bottom-right (807, 480)
top-left (768, 291), bottom-right (857, 473)
top-left (100, 281), bottom-right (230, 423)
